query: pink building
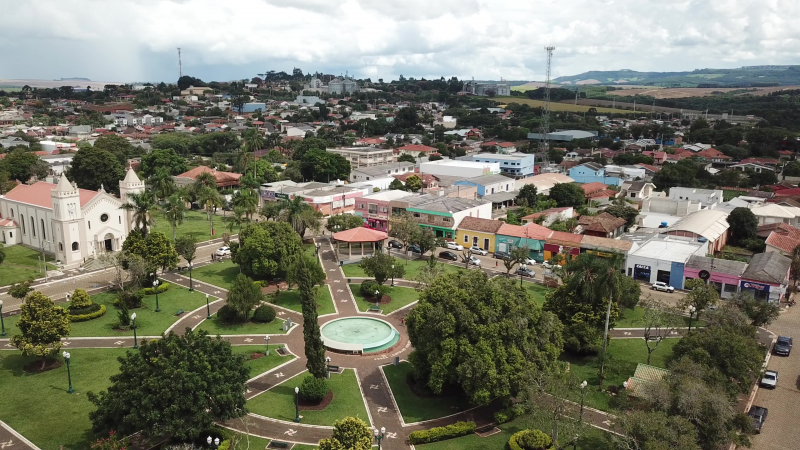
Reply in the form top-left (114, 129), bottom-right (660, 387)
top-left (353, 190), bottom-right (414, 232)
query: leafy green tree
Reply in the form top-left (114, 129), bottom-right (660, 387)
top-left (359, 253), bottom-right (405, 285)
top-left (87, 330), bottom-right (249, 439)
top-left (151, 133), bottom-right (194, 156)
top-left (69, 289), bottom-right (93, 309)
top-left (318, 417), bottom-right (373, 450)
top-left (548, 183), bottom-right (585, 207)
top-left (147, 167), bottom-right (177, 202)
top-left (162, 193), bottom-right (187, 242)
top-left (640, 297), bottom-right (682, 365)
top-left (653, 159), bottom-right (700, 191)
top-left (232, 221), bottom-right (303, 279)
top-left (278, 196), bottom-right (322, 237)
top-left (731, 291), bottom-right (780, 327)
top-left (515, 184), bottom-right (538, 208)
top-left (93, 134), bottom-right (134, 167)
top-left (0, 148), bottom-right (45, 182)
top-left (405, 174), bottom-right (423, 192)
top-left (10, 291), bottom-right (70, 370)
top-left (679, 279), bottom-right (719, 322)
top-left (407, 271), bottom-right (563, 405)
top-left (122, 230), bottom-right (178, 274)
top-left (294, 253), bottom-right (327, 378)
top-left (397, 153), bottom-right (416, 163)
top-left (287, 254), bottom-right (326, 289)
top-left (175, 235), bottom-right (198, 269)
top-left (67, 146), bottom-right (125, 194)
top-left (140, 148), bottom-right (188, 178)
top-left (726, 207), bottom-right (758, 245)
top-left (232, 188), bottom-right (259, 220)
top-left (326, 214), bottom-right (365, 233)
top-left (604, 203), bottom-right (638, 229)
top-left (299, 149), bottom-right (351, 182)
top-left (121, 191), bottom-right (157, 237)
top-left (8, 279), bottom-right (34, 300)
top-left (226, 274), bottom-right (264, 320)
top-left (410, 226), bottom-right (437, 257)
top-left (291, 137), bottom-right (329, 161)
top-left (388, 178), bottom-right (406, 190)
top-left (612, 410), bottom-right (700, 450)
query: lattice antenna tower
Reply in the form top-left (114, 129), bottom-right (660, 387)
top-left (539, 46), bottom-right (555, 165)
top-left (177, 48), bottom-right (182, 79)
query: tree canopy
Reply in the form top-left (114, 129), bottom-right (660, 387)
top-left (548, 183), bottom-right (585, 208)
top-left (318, 417), bottom-right (373, 450)
top-left (226, 274), bottom-right (264, 320)
top-left (326, 214), bottom-right (365, 233)
top-left (10, 291), bottom-right (70, 369)
top-left (232, 221), bottom-right (303, 279)
top-left (726, 207), bottom-right (758, 245)
top-left (140, 148), bottom-right (188, 178)
top-left (299, 149), bottom-right (351, 182)
top-left (67, 146), bottom-right (126, 194)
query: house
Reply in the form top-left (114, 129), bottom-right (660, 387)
top-left (0, 136), bottom-right (30, 148)
top-left (516, 173), bottom-right (575, 195)
top-left (758, 223), bottom-right (800, 256)
top-left (406, 195), bottom-right (492, 239)
top-left (619, 181), bottom-right (656, 202)
top-left (568, 162), bottom-right (622, 186)
top-left (326, 147), bottom-right (395, 168)
top-left (668, 187), bottom-right (723, 208)
top-left (739, 252), bottom-right (792, 302)
top-left (581, 182), bottom-right (608, 198)
top-left (180, 86), bottom-right (210, 96)
top-left (471, 152), bottom-right (535, 178)
top-left (454, 174), bottom-right (515, 197)
top-left (494, 223), bottom-right (553, 262)
top-left (455, 216), bottom-right (505, 252)
top-left (353, 190), bottom-right (414, 232)
top-left (396, 144), bottom-right (437, 156)
top-left (521, 207), bottom-right (574, 226)
top-left (579, 235), bottom-right (636, 263)
top-left (577, 212), bottom-right (627, 238)
top-left (730, 162), bottom-right (775, 173)
top-left (436, 115), bottom-right (457, 129)
top-left (694, 147), bottom-right (731, 163)
top-left (545, 231), bottom-right (583, 263)
top-left (750, 203), bottom-right (800, 228)
top-left (641, 151), bottom-right (668, 165)
top-left (174, 166), bottom-right (242, 189)
top-left (394, 172), bottom-right (438, 190)
top-left (684, 256), bottom-right (748, 299)
top-left (420, 159), bottom-right (500, 178)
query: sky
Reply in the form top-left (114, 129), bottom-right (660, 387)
top-left (1, 0), bottom-right (798, 84)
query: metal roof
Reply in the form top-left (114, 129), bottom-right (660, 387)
top-left (664, 210), bottom-right (729, 241)
top-left (482, 191), bottom-right (518, 203)
top-left (685, 256), bottom-right (747, 276)
top-left (742, 252), bottom-right (792, 284)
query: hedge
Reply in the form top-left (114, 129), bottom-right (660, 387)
top-left (69, 304), bottom-right (107, 322)
top-left (408, 421), bottom-right (476, 445)
top-left (508, 429), bottom-right (553, 450)
top-left (494, 403), bottom-right (526, 424)
top-left (252, 304), bottom-right (277, 323)
top-left (142, 282), bottom-right (171, 295)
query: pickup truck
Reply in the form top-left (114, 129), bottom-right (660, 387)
top-left (651, 281), bottom-right (675, 293)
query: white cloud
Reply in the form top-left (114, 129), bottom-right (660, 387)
top-left (0, 0), bottom-right (798, 82)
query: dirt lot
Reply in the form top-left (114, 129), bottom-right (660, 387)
top-left (604, 85), bottom-right (800, 99)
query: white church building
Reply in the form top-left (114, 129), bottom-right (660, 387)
top-left (0, 168), bottom-right (145, 269)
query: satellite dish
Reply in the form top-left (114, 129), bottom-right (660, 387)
top-left (699, 270), bottom-right (710, 280)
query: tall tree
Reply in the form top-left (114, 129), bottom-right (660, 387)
top-left (727, 207), bottom-right (758, 245)
top-left (87, 330), bottom-right (249, 439)
top-left (147, 167), bottom-right (177, 203)
top-left (295, 254), bottom-right (327, 378)
top-left (66, 146), bottom-right (125, 194)
top-left (358, 253), bottom-right (405, 285)
top-left (679, 279), bottom-right (719, 322)
top-left (515, 184), bottom-right (539, 208)
top-left (196, 185), bottom-right (223, 236)
top-left (232, 221), bottom-right (303, 279)
top-left (174, 235), bottom-right (198, 271)
top-left (279, 196), bottom-right (322, 237)
top-left (232, 188), bottom-right (259, 220)
top-left (162, 193), bottom-right (187, 242)
top-left (640, 297), bottom-right (682, 365)
top-left (611, 410), bottom-right (700, 450)
top-left (226, 274), bottom-right (264, 320)
top-left (92, 134), bottom-right (134, 168)
top-left (0, 148), bottom-right (46, 182)
top-left (326, 214), bottom-right (365, 233)
top-left (731, 291), bottom-right (780, 327)
top-left (140, 147), bottom-right (188, 178)
top-left (389, 212), bottom-right (417, 264)
top-left (120, 191), bottom-right (157, 237)
top-left (10, 291), bottom-right (70, 370)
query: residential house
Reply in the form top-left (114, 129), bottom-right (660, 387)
top-left (581, 182), bottom-right (607, 198)
top-left (494, 223), bottom-right (553, 262)
top-left (545, 231), bottom-right (583, 262)
top-left (619, 181), bottom-right (656, 202)
top-left (731, 162), bottom-right (775, 173)
top-left (454, 174), bottom-right (515, 197)
top-left (396, 144), bottom-right (437, 156)
top-left (455, 216), bottom-right (505, 252)
top-left (641, 151), bottom-right (668, 165)
top-left (667, 187), bottom-right (723, 208)
top-left (521, 207), bottom-right (574, 226)
top-left (470, 152), bottom-right (536, 178)
top-left (516, 173), bottom-right (575, 195)
top-left (406, 195), bottom-right (492, 239)
top-left (174, 166), bottom-right (242, 189)
top-left (568, 162), bottom-right (622, 186)
top-left (758, 223), bottom-right (800, 257)
top-left (577, 212), bottom-right (627, 238)
top-left (750, 203), bottom-right (800, 227)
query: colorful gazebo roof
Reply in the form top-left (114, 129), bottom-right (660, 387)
top-left (333, 227), bottom-right (388, 243)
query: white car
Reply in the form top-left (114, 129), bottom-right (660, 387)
top-left (523, 258), bottom-right (537, 266)
top-left (470, 246), bottom-right (488, 256)
top-left (468, 255), bottom-right (482, 266)
top-left (651, 281), bottom-right (675, 293)
top-left (542, 261), bottom-right (554, 270)
top-left (215, 246), bottom-right (231, 257)
top-left (760, 370), bottom-right (778, 389)
top-left (446, 241), bottom-right (464, 251)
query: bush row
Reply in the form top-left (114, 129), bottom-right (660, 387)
top-left (69, 304), bottom-right (107, 322)
top-left (408, 421), bottom-right (476, 445)
top-left (142, 282), bottom-right (171, 295)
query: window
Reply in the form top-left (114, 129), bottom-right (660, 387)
top-left (21, 218), bottom-right (25, 234)
top-left (9, 208), bottom-right (13, 217)
top-left (30, 217), bottom-right (35, 237)
top-left (630, 193), bottom-right (635, 198)
top-left (413, 213), bottom-right (421, 218)
top-left (88, 221), bottom-right (91, 229)
top-left (8, 232), bottom-right (12, 238)
top-left (368, 204), bottom-right (378, 214)
top-left (442, 217), bottom-right (451, 223)
top-left (71, 242), bottom-right (79, 251)
top-left (59, 242), bottom-right (63, 251)
top-left (100, 213), bottom-right (109, 222)
top-left (464, 234), bottom-right (469, 243)
top-left (119, 216), bottom-right (121, 224)
top-left (40, 219), bottom-right (46, 240)
top-left (359, 203), bottom-right (365, 209)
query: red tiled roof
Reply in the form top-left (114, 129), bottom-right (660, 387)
top-left (397, 144), bottom-right (436, 153)
top-left (176, 166), bottom-right (242, 186)
top-left (757, 222), bottom-right (796, 238)
top-left (581, 182), bottom-right (607, 195)
top-left (635, 163), bottom-right (661, 173)
top-left (497, 142), bottom-right (516, 148)
top-left (457, 217), bottom-right (504, 233)
top-left (772, 188), bottom-right (800, 197)
top-left (0, 218), bottom-right (17, 227)
top-left (578, 212), bottom-right (627, 233)
top-left (586, 189), bottom-right (619, 199)
top-left (765, 224), bottom-right (800, 253)
top-left (521, 207), bottom-right (573, 220)
top-left (497, 223), bottom-right (552, 240)
top-left (332, 227), bottom-right (388, 243)
top-left (546, 231), bottom-right (584, 246)
top-left (4, 182), bottom-right (98, 209)
top-left (696, 148), bottom-right (730, 159)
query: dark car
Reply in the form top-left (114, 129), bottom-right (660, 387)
top-left (748, 405), bottom-right (768, 434)
top-left (774, 336), bottom-right (793, 356)
top-left (387, 240), bottom-right (404, 249)
top-left (407, 244), bottom-right (422, 254)
top-left (516, 266), bottom-right (535, 277)
top-left (438, 251), bottom-right (458, 261)
top-left (494, 251), bottom-right (510, 260)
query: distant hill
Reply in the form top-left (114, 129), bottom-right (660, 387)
top-left (55, 77), bottom-right (91, 81)
top-left (551, 66), bottom-right (800, 88)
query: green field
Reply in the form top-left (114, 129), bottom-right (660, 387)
top-left (522, 281), bottom-right (550, 306)
top-left (196, 312), bottom-right (290, 336)
top-left (348, 284), bottom-right (418, 314)
top-left (1, 285), bottom-right (209, 338)
top-left (494, 97), bottom-right (619, 114)
top-left (383, 362), bottom-right (463, 423)
top-left (191, 260), bottom-right (241, 290)
top-left (233, 345), bottom-right (295, 378)
top-left (342, 259), bottom-right (459, 280)
top-left (247, 369), bottom-right (370, 426)
top-left (616, 306), bottom-right (704, 328)
top-left (150, 209), bottom-right (236, 243)
top-left (0, 244), bottom-right (56, 287)
top-left (268, 286), bottom-right (336, 316)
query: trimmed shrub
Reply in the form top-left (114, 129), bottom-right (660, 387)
top-left (69, 304), bottom-right (107, 322)
top-left (299, 374), bottom-right (328, 403)
top-left (508, 429), bottom-right (553, 450)
top-left (408, 421), bottom-right (476, 445)
top-left (69, 289), bottom-right (92, 309)
top-left (217, 441), bottom-right (230, 450)
top-left (216, 304), bottom-right (241, 323)
top-left (252, 304), bottom-right (277, 323)
top-left (117, 289), bottom-right (144, 309)
top-left (360, 280), bottom-right (379, 297)
top-left (494, 404), bottom-right (526, 424)
top-left (142, 282), bottom-right (171, 295)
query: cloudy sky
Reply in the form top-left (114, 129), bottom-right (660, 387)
top-left (1, 0), bottom-right (797, 84)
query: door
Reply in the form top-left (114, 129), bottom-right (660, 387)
top-left (104, 239), bottom-right (113, 252)
top-left (473, 236), bottom-right (478, 247)
top-left (483, 238), bottom-right (490, 250)
top-left (498, 243), bottom-right (507, 252)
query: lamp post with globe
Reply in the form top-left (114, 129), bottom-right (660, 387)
top-left (131, 312), bottom-right (138, 349)
top-left (294, 386), bottom-right (301, 422)
top-left (153, 278), bottom-right (161, 312)
top-left (62, 351), bottom-right (75, 394)
top-left (373, 427), bottom-right (386, 449)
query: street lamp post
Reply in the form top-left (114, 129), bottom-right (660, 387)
top-left (206, 436), bottom-right (220, 450)
top-left (375, 289), bottom-right (380, 310)
top-left (188, 262), bottom-right (194, 292)
top-left (391, 265), bottom-right (395, 287)
top-left (153, 278), bottom-right (161, 312)
top-left (572, 433), bottom-right (579, 450)
top-left (131, 312), bottom-right (138, 349)
top-left (326, 356), bottom-right (331, 378)
top-left (579, 380), bottom-right (588, 423)
top-left (373, 427), bottom-right (386, 450)
top-left (206, 294), bottom-right (211, 319)
top-left (687, 305), bottom-right (696, 334)
top-left (264, 335), bottom-right (270, 356)
top-left (294, 386), bottom-right (301, 422)
top-left (0, 300), bottom-right (5, 337)
top-left (62, 351), bottom-right (75, 393)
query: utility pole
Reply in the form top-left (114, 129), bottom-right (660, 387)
top-left (539, 46), bottom-right (555, 166)
top-left (177, 48), bottom-right (182, 79)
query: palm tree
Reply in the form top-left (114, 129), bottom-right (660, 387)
top-left (196, 186), bottom-right (223, 237)
top-left (232, 188), bottom-right (259, 221)
top-left (194, 172), bottom-right (217, 190)
top-left (148, 167), bottom-right (176, 203)
top-left (162, 194), bottom-right (187, 242)
top-left (223, 206), bottom-right (249, 233)
top-left (120, 192), bottom-right (157, 237)
top-left (279, 196), bottom-right (321, 237)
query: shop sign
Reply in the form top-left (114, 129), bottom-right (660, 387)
top-left (275, 193), bottom-right (289, 200)
top-left (635, 264), bottom-right (650, 270)
top-left (261, 190), bottom-right (276, 200)
top-left (740, 280), bottom-right (771, 292)
top-left (588, 250), bottom-right (613, 257)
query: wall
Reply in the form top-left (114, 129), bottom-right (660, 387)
top-left (456, 229), bottom-right (496, 252)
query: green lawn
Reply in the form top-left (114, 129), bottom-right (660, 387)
top-left (232, 345), bottom-right (295, 378)
top-left (268, 287), bottom-right (336, 316)
top-left (1, 285), bottom-right (208, 338)
top-left (522, 281), bottom-right (550, 306)
top-left (342, 259), bottom-right (459, 280)
top-left (150, 209), bottom-right (237, 243)
top-left (0, 348), bottom-right (129, 450)
top-left (230, 434), bottom-right (272, 450)
top-left (196, 312), bottom-right (290, 336)
top-left (382, 362), bottom-right (463, 423)
top-left (616, 307), bottom-right (705, 328)
top-left (191, 260), bottom-right (241, 290)
top-left (560, 338), bottom-right (678, 411)
top-left (0, 244), bottom-right (56, 287)
top-left (349, 284), bottom-right (418, 314)
top-left (247, 369), bottom-right (370, 426)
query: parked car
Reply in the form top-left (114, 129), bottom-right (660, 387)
top-left (387, 240), bottom-right (404, 249)
top-left (494, 251), bottom-right (510, 260)
top-left (516, 266), bottom-right (535, 277)
top-left (760, 370), bottom-right (778, 389)
top-left (469, 246), bottom-right (488, 256)
top-left (542, 261), bottom-right (554, 270)
top-left (215, 246), bottom-right (231, 257)
top-left (468, 255), bottom-right (482, 266)
top-left (438, 251), bottom-right (458, 261)
top-left (522, 258), bottom-right (537, 266)
top-left (651, 281), bottom-right (675, 293)
top-left (774, 336), bottom-right (793, 356)
top-left (748, 406), bottom-right (768, 434)
top-left (407, 244), bottom-right (422, 254)
top-left (446, 241), bottom-right (464, 251)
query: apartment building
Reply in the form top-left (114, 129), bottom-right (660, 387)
top-left (327, 147), bottom-right (395, 168)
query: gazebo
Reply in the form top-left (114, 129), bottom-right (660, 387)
top-left (333, 227), bottom-right (388, 260)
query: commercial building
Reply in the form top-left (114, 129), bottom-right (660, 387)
top-left (326, 147), bottom-right (395, 168)
top-left (739, 252), bottom-right (791, 302)
top-left (684, 256), bottom-right (747, 299)
top-left (667, 187), bottom-right (723, 209)
top-left (660, 209), bottom-right (729, 254)
top-left (527, 129), bottom-right (599, 142)
top-left (350, 162), bottom-right (416, 183)
top-left (406, 195), bottom-right (491, 239)
top-left (545, 231), bottom-right (583, 262)
top-left (353, 190), bottom-right (414, 232)
top-left (420, 159), bottom-right (500, 178)
top-left (494, 223), bottom-right (553, 262)
top-left (462, 81), bottom-right (511, 96)
top-left (626, 235), bottom-right (707, 289)
top-left (577, 212), bottom-right (627, 238)
top-left (455, 217), bottom-right (505, 252)
top-left (454, 174), bottom-right (515, 197)
top-left (471, 153), bottom-right (536, 178)
top-left (516, 173), bottom-right (575, 195)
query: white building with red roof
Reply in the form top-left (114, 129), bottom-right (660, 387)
top-left (0, 168), bottom-right (144, 269)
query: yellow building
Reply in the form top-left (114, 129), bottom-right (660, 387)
top-left (455, 216), bottom-right (505, 252)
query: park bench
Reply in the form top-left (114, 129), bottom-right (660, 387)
top-left (174, 309), bottom-right (185, 316)
top-left (368, 304), bottom-right (381, 312)
top-left (327, 365), bottom-right (341, 373)
top-left (276, 347), bottom-right (287, 356)
top-left (268, 442), bottom-right (290, 449)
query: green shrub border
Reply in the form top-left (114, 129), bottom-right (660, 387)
top-left (69, 304), bottom-right (107, 322)
top-left (508, 430), bottom-right (554, 450)
top-left (408, 421), bottom-right (476, 445)
top-left (142, 282), bottom-right (170, 295)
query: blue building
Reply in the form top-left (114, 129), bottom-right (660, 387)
top-left (454, 174), bottom-right (515, 197)
top-left (470, 153), bottom-right (535, 178)
top-left (568, 162), bottom-right (622, 186)
top-left (241, 103), bottom-right (266, 113)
